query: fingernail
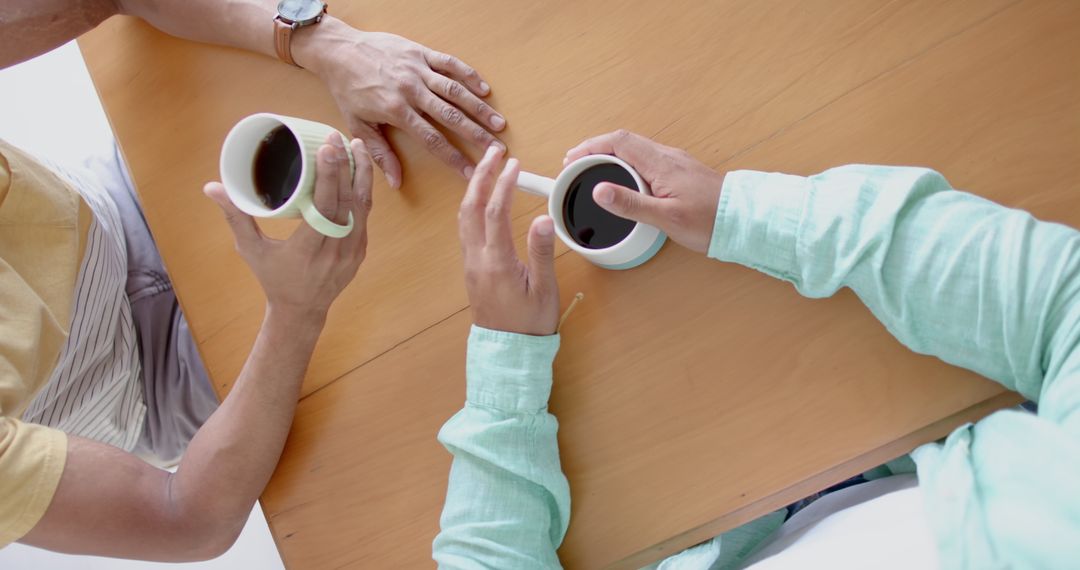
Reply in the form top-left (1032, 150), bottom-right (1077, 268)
top-left (491, 115), bottom-right (506, 130)
top-left (594, 184), bottom-right (614, 205)
top-left (484, 145), bottom-right (500, 160)
top-left (480, 81), bottom-right (491, 94)
top-left (330, 135), bottom-right (345, 149)
top-left (464, 166), bottom-right (475, 179)
top-left (537, 218), bottom-right (554, 236)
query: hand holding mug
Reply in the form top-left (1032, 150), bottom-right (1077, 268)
top-left (459, 146), bottom-right (560, 336)
top-left (564, 130), bottom-right (725, 254)
top-left (205, 134), bottom-right (373, 320)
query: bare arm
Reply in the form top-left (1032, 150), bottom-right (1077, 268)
top-left (0, 0), bottom-right (118, 67)
top-left (1, 0), bottom-right (507, 187)
top-left (22, 306), bottom-right (322, 560)
top-left (20, 136), bottom-right (374, 560)
top-left (0, 0), bottom-right (313, 69)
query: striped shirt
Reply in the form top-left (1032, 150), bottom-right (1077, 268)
top-left (20, 162), bottom-right (144, 451)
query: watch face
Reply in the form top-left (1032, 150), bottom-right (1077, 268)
top-left (277, 0), bottom-right (324, 23)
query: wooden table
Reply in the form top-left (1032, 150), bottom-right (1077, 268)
top-left (79, 0), bottom-right (1078, 567)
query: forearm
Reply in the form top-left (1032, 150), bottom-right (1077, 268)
top-left (0, 0), bottom-right (117, 68)
top-left (165, 304), bottom-right (323, 550)
top-left (434, 327), bottom-right (570, 569)
top-left (116, 0), bottom-right (346, 73)
top-left (711, 166), bottom-right (1080, 401)
top-left (22, 305), bottom-right (323, 560)
top-left (1, 0), bottom-right (342, 72)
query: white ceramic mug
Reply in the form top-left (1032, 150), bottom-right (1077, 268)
top-left (516, 155), bottom-right (666, 270)
top-left (220, 113), bottom-right (355, 238)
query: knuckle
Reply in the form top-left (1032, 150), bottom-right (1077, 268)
top-left (530, 240), bottom-right (552, 254)
top-left (441, 53), bottom-right (457, 68)
top-left (423, 129), bottom-right (446, 151)
top-left (474, 101), bottom-right (491, 117)
top-left (440, 104), bottom-right (464, 125)
top-left (387, 98), bottom-right (410, 117)
top-left (357, 193), bottom-right (374, 212)
top-left (445, 79), bottom-right (465, 99)
top-left (449, 151), bottom-right (468, 169)
top-left (460, 199), bottom-right (482, 215)
top-left (613, 129), bottom-right (631, 141)
top-left (394, 75), bottom-right (419, 96)
top-left (484, 202), bottom-right (504, 220)
top-left (473, 126), bottom-right (494, 145)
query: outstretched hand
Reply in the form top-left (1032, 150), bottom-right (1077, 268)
top-left (458, 146), bottom-right (560, 336)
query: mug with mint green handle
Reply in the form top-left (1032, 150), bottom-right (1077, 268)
top-left (220, 113), bottom-right (354, 238)
top-left (516, 155), bottom-right (666, 270)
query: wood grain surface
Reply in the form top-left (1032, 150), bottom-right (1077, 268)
top-left (79, 0), bottom-right (1076, 567)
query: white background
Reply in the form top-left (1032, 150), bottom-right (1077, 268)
top-left (0, 42), bottom-right (285, 570)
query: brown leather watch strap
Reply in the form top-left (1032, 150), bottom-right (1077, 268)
top-left (273, 17), bottom-right (298, 67)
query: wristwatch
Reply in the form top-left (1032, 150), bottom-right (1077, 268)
top-left (274, 0), bottom-right (328, 67)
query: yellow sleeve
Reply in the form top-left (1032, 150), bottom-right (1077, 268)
top-left (0, 417), bottom-right (67, 546)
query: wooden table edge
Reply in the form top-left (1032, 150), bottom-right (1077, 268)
top-left (609, 389), bottom-right (1023, 569)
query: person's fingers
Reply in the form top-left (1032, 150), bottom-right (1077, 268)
top-left (293, 143), bottom-right (344, 250)
top-left (401, 109), bottom-right (473, 180)
top-left (351, 120), bottom-right (401, 189)
top-left (347, 138), bottom-right (374, 252)
top-left (526, 215), bottom-right (557, 295)
top-left (423, 70), bottom-right (505, 132)
top-left (418, 91), bottom-right (503, 155)
top-left (458, 144), bottom-right (504, 249)
top-left (484, 158), bottom-right (519, 252)
top-left (563, 129), bottom-right (664, 169)
top-left (331, 135), bottom-right (353, 226)
top-left (592, 182), bottom-right (669, 228)
top-left (203, 182), bottom-right (263, 247)
top-left (312, 138), bottom-right (344, 221)
top-left (424, 49), bottom-right (490, 97)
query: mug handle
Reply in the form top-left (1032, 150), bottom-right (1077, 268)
top-left (516, 171), bottom-right (556, 198)
top-left (298, 194), bottom-right (355, 238)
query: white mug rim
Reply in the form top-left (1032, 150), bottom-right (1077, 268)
top-left (546, 154), bottom-right (652, 258)
top-left (220, 112), bottom-right (311, 217)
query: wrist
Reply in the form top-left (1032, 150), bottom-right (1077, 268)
top-left (264, 302), bottom-right (328, 335)
top-left (290, 15), bottom-right (354, 75)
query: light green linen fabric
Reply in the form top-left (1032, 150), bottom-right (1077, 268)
top-left (433, 165), bottom-right (1080, 569)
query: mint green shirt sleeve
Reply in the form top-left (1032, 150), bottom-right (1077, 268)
top-left (433, 326), bottom-right (570, 569)
top-left (710, 166), bottom-right (1080, 568)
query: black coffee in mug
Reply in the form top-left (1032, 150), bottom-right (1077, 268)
top-left (562, 163), bottom-right (638, 249)
top-left (252, 125), bottom-right (302, 209)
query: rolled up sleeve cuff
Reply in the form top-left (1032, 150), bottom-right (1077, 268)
top-left (0, 420), bottom-right (68, 547)
top-left (465, 326), bottom-right (560, 414)
top-left (708, 170), bottom-right (808, 280)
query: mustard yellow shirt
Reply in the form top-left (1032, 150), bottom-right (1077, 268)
top-left (0, 140), bottom-right (91, 545)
